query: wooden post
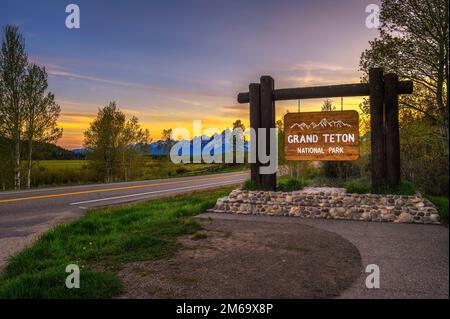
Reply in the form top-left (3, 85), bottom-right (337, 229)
top-left (260, 75), bottom-right (277, 191)
top-left (384, 73), bottom-right (401, 190)
top-left (249, 83), bottom-right (261, 187)
top-left (238, 72), bottom-right (412, 194)
top-left (369, 68), bottom-right (385, 194)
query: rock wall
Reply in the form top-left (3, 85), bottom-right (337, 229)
top-left (210, 189), bottom-right (441, 224)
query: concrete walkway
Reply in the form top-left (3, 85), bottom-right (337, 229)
top-left (199, 213), bottom-right (449, 299)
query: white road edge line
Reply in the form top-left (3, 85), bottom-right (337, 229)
top-left (0, 172), bottom-right (247, 196)
top-left (69, 180), bottom-right (242, 206)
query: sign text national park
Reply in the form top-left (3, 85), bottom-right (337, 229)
top-left (284, 110), bottom-right (359, 161)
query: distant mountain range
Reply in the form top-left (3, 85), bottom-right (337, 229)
top-left (148, 132), bottom-right (249, 156)
top-left (72, 130), bottom-right (249, 156)
top-left (290, 118), bottom-right (352, 130)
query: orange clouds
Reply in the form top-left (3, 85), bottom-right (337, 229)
top-left (56, 98), bottom-right (364, 150)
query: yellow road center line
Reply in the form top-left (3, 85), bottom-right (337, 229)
top-left (0, 173), bottom-right (247, 203)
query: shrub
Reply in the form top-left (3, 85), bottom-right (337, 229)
top-left (399, 118), bottom-right (448, 196)
top-left (175, 167), bottom-right (188, 175)
top-left (427, 196), bottom-right (449, 224)
top-left (243, 179), bottom-right (258, 190)
top-left (344, 181), bottom-right (371, 194)
top-left (385, 180), bottom-right (416, 195)
top-left (278, 177), bottom-right (304, 192)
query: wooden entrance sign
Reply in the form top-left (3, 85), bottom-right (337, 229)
top-left (284, 110), bottom-right (359, 161)
top-left (238, 68), bottom-right (413, 193)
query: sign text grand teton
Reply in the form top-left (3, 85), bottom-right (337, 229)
top-left (284, 110), bottom-right (359, 161)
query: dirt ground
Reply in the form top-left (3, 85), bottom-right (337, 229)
top-left (118, 217), bottom-right (362, 298)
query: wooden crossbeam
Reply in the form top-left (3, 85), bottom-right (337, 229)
top-left (238, 81), bottom-right (413, 103)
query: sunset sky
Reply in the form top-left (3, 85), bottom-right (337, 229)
top-left (1, 0), bottom-right (380, 149)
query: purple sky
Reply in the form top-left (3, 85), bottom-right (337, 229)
top-left (0, 0), bottom-right (380, 148)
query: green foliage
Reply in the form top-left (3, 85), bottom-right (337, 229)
top-left (0, 25), bottom-right (63, 190)
top-left (321, 154), bottom-right (370, 180)
top-left (243, 177), bottom-right (305, 192)
top-left (400, 117), bottom-right (448, 196)
top-left (19, 159), bottom-right (243, 189)
top-left (243, 179), bottom-right (258, 190)
top-left (359, 0), bottom-right (448, 196)
top-left (0, 188), bottom-right (233, 298)
top-left (0, 136), bottom-right (82, 160)
top-left (0, 269), bottom-right (121, 299)
top-left (28, 160), bottom-right (97, 187)
top-left (83, 102), bottom-right (150, 183)
top-left (344, 181), bottom-right (371, 194)
top-left (143, 160), bottom-right (244, 180)
top-left (360, 0), bottom-right (448, 138)
top-left (427, 196), bottom-right (449, 224)
top-left (384, 180), bottom-right (416, 196)
top-left (0, 25), bottom-right (29, 190)
top-left (278, 176), bottom-right (304, 192)
top-left (344, 179), bottom-right (415, 195)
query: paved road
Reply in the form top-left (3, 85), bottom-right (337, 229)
top-left (200, 213), bottom-right (449, 299)
top-left (0, 171), bottom-right (247, 270)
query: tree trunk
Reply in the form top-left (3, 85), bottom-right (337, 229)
top-left (14, 136), bottom-right (20, 190)
top-left (437, 42), bottom-right (449, 143)
top-left (26, 138), bottom-right (33, 189)
top-left (129, 156), bottom-right (132, 181)
top-left (123, 151), bottom-right (127, 181)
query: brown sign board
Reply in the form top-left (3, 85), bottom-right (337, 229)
top-left (284, 110), bottom-right (359, 161)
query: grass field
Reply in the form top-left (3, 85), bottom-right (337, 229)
top-left (0, 187), bottom-right (234, 298)
top-left (34, 159), bottom-right (241, 175)
top-left (36, 160), bottom-right (87, 169)
top-left (22, 159), bottom-right (245, 189)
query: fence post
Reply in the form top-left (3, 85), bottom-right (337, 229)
top-left (249, 83), bottom-right (261, 187)
top-left (384, 73), bottom-right (401, 190)
top-left (369, 68), bottom-right (385, 194)
top-left (260, 75), bottom-right (277, 191)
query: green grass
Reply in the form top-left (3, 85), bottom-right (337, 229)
top-left (36, 160), bottom-right (87, 170)
top-left (36, 160), bottom-right (242, 177)
top-left (0, 187), bottom-right (233, 299)
top-left (143, 161), bottom-right (245, 179)
top-left (278, 176), bottom-right (304, 192)
top-left (243, 179), bottom-right (259, 190)
top-left (383, 180), bottom-right (416, 196)
top-left (19, 159), bottom-right (245, 190)
top-left (427, 196), bottom-right (449, 224)
top-left (344, 180), bottom-right (372, 194)
top-left (242, 176), bottom-right (305, 192)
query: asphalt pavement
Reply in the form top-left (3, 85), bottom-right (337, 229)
top-left (0, 171), bottom-right (247, 270)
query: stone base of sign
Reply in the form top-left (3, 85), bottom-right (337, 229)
top-left (209, 188), bottom-right (441, 224)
